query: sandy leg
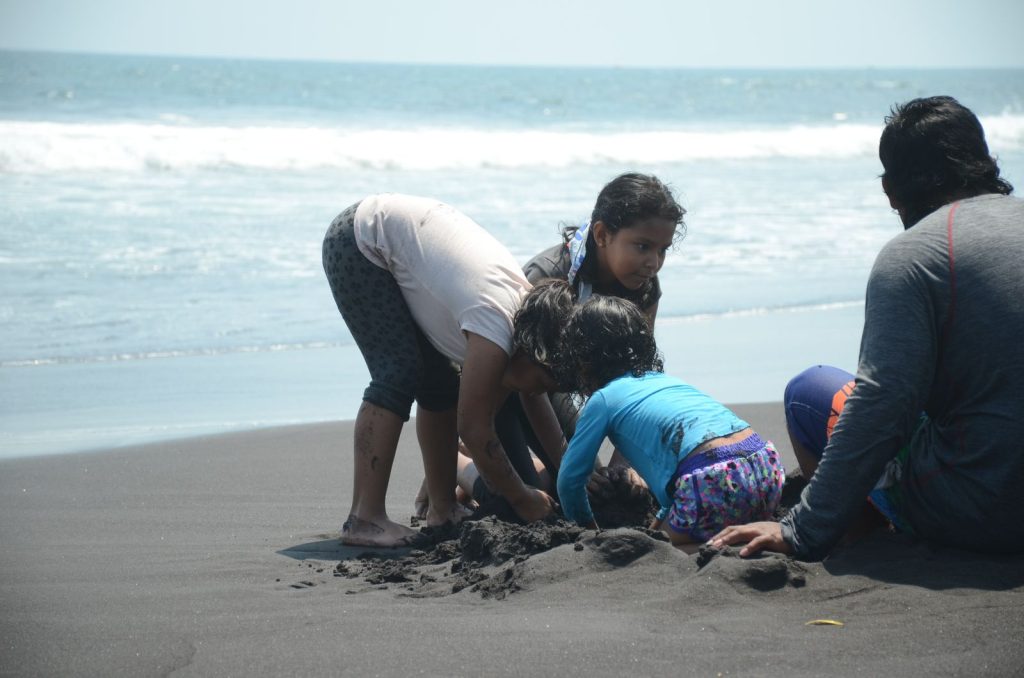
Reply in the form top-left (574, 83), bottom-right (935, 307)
top-left (416, 406), bottom-right (460, 521)
top-left (341, 402), bottom-right (415, 547)
top-left (455, 445), bottom-right (481, 497)
top-left (413, 478), bottom-right (430, 520)
top-left (414, 474), bottom-right (476, 520)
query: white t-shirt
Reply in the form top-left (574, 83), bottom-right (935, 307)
top-left (353, 193), bottom-right (530, 364)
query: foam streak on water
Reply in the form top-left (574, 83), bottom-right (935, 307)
top-left (3, 116), bottom-right (1022, 174)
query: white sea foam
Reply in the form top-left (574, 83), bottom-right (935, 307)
top-left (4, 116), bottom-right (1021, 174)
top-left (658, 299), bottom-right (865, 324)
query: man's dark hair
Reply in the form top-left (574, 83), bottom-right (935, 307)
top-left (880, 96), bottom-right (1012, 226)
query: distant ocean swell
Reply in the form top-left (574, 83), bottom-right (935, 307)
top-left (5, 116), bottom-right (1022, 173)
top-left (1, 342), bottom-right (340, 368)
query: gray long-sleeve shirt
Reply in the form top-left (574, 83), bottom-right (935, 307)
top-left (781, 194), bottom-right (1024, 560)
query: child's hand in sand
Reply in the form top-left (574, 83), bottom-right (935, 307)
top-left (587, 465), bottom-right (648, 500)
top-left (709, 521), bottom-right (792, 557)
top-left (607, 465), bottom-right (647, 496)
top-left (587, 467), bottom-right (615, 499)
top-left (510, 486), bottom-right (558, 523)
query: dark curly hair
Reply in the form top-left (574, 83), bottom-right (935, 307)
top-left (555, 295), bottom-right (663, 395)
top-left (512, 278), bottom-right (577, 370)
top-left (880, 96), bottom-right (1013, 227)
top-left (562, 172), bottom-right (686, 308)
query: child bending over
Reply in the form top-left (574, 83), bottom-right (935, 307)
top-left (433, 174), bottom-right (684, 515)
top-left (543, 282), bottom-right (785, 547)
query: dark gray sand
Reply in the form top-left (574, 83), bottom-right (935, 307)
top-left (3, 403), bottom-right (1023, 677)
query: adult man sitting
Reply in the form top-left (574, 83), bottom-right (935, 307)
top-left (713, 96), bottom-right (1023, 560)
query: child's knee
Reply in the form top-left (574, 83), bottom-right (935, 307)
top-left (363, 381), bottom-right (416, 422)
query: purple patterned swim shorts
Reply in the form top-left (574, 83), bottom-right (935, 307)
top-left (665, 433), bottom-right (785, 541)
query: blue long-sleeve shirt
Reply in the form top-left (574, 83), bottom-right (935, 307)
top-left (556, 372), bottom-right (749, 526)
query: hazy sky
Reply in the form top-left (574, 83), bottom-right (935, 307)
top-left (1, 0), bottom-right (1022, 68)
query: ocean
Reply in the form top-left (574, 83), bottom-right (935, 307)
top-left (2, 51), bottom-right (1022, 457)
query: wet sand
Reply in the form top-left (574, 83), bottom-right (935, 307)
top-left (2, 403), bottom-right (1022, 676)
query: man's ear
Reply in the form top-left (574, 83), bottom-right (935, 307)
top-left (881, 176), bottom-right (909, 225)
top-left (881, 176), bottom-right (900, 210)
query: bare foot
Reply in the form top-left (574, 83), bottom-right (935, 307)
top-left (340, 514), bottom-right (417, 548)
top-left (425, 502), bottom-right (473, 528)
top-left (455, 486), bottom-right (478, 509)
top-left (455, 445), bottom-right (480, 497)
top-left (414, 479), bottom-right (476, 523)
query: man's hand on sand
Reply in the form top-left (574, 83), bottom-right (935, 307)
top-left (710, 521), bottom-right (792, 557)
top-left (511, 486), bottom-right (558, 523)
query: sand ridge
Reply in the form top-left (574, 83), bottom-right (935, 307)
top-left (328, 469), bottom-right (812, 600)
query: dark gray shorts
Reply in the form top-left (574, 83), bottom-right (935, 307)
top-left (322, 202), bottom-right (460, 421)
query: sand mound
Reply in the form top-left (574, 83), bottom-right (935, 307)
top-left (332, 514), bottom-right (823, 601)
top-left (335, 469), bottom-right (816, 599)
top-left (334, 516), bottom-right (680, 599)
top-left (335, 514), bottom-right (822, 601)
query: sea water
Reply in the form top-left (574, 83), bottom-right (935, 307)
top-left (2, 51), bottom-right (1022, 456)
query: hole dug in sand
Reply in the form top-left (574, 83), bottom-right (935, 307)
top-left (698, 547), bottom-right (809, 592)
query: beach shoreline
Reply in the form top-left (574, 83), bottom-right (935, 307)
top-left (3, 406), bottom-right (1023, 677)
top-left (1, 303), bottom-right (863, 460)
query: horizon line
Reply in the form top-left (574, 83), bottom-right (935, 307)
top-left (3, 47), bottom-right (1023, 72)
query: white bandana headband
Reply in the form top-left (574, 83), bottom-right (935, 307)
top-left (566, 220), bottom-right (593, 302)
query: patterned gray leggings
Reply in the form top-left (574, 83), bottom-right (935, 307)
top-left (322, 203), bottom-right (460, 421)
